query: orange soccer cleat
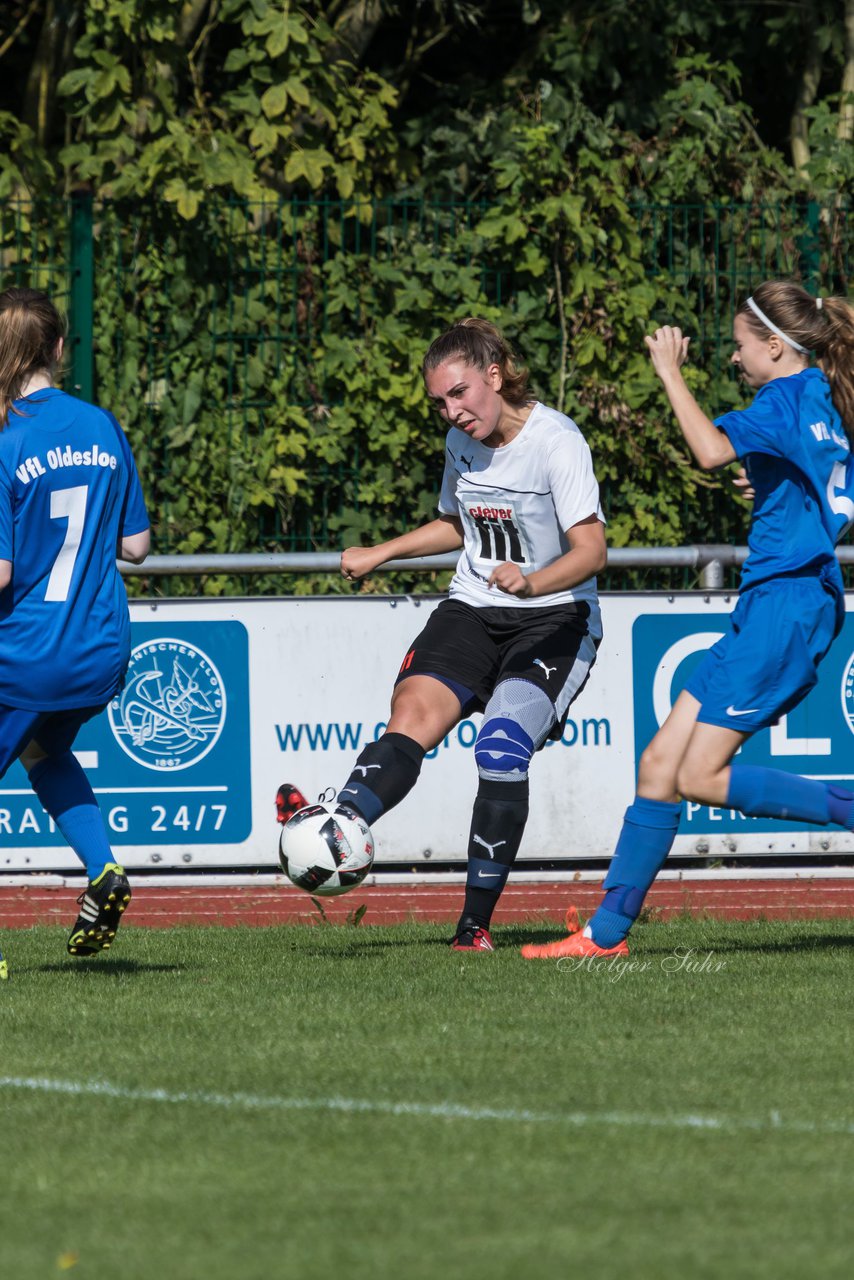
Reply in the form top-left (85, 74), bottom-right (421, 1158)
top-left (520, 905), bottom-right (629, 960)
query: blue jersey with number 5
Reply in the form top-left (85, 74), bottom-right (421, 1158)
top-left (714, 368), bottom-right (854, 594)
top-left (0, 388), bottom-right (149, 710)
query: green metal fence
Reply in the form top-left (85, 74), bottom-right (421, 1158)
top-left (0, 194), bottom-right (851, 568)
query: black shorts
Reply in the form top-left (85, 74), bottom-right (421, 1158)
top-left (395, 597), bottom-right (600, 737)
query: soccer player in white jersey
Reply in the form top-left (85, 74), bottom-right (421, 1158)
top-left (330, 317), bottom-right (607, 949)
top-left (0, 288), bottom-right (150, 961)
top-left (523, 280), bottom-right (854, 960)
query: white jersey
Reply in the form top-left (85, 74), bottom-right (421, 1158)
top-left (438, 401), bottom-right (604, 610)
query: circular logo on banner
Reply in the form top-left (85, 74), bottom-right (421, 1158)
top-left (841, 652), bottom-right (854, 737)
top-left (109, 638), bottom-right (227, 771)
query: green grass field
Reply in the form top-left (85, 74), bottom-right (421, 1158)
top-left (1, 917), bottom-right (853, 1280)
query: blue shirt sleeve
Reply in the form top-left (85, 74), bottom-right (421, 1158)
top-left (105, 412), bottom-right (149, 535)
top-left (713, 381), bottom-right (797, 460)
top-left (0, 462), bottom-right (12, 561)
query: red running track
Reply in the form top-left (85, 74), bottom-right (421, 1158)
top-left (2, 877), bottom-right (854, 928)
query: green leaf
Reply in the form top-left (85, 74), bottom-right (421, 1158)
top-left (260, 83), bottom-right (288, 118)
top-left (284, 148), bottom-right (331, 187)
top-left (284, 76), bottom-right (311, 108)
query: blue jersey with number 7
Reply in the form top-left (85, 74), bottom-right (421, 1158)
top-left (0, 388), bottom-right (149, 710)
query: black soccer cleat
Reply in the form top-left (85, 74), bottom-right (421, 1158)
top-left (275, 782), bottom-right (309, 825)
top-left (67, 864), bottom-right (132, 957)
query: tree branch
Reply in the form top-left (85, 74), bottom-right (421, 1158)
top-left (0, 0), bottom-right (43, 62)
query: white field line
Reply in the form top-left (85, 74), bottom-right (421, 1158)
top-left (0, 1074), bottom-right (851, 1137)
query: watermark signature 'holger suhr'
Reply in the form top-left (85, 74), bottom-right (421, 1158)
top-left (557, 947), bottom-right (727, 982)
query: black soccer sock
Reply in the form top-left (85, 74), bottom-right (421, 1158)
top-left (336, 732), bottom-right (425, 825)
top-left (458, 778), bottom-right (530, 932)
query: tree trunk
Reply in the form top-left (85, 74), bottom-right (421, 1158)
top-left (789, 7), bottom-right (823, 173)
top-left (838, 0), bottom-right (854, 143)
top-left (328, 0), bottom-right (384, 63)
top-left (22, 0), bottom-right (64, 147)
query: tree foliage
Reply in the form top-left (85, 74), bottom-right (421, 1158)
top-left (0, 2), bottom-right (852, 593)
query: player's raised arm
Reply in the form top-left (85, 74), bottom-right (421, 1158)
top-left (645, 325), bottom-right (736, 470)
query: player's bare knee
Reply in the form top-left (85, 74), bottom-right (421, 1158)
top-left (637, 739), bottom-right (678, 793)
top-left (388, 679), bottom-right (457, 747)
top-left (675, 760), bottom-right (707, 803)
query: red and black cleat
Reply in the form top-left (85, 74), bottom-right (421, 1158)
top-left (275, 783), bottom-right (309, 825)
top-left (450, 925), bottom-right (495, 952)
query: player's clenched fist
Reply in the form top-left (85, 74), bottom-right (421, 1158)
top-left (488, 561), bottom-right (532, 598)
top-left (644, 325), bottom-right (690, 378)
top-left (340, 546), bottom-right (381, 581)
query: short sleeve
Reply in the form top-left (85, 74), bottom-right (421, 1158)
top-left (107, 414), bottom-right (149, 535)
top-left (714, 382), bottom-right (797, 460)
top-left (0, 463), bottom-right (13, 561)
top-left (438, 447), bottom-right (461, 516)
top-left (545, 430), bottom-right (604, 531)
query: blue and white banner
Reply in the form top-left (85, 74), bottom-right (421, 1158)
top-left (2, 593), bottom-right (853, 870)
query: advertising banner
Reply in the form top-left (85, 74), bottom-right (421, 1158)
top-left (2, 593), bottom-right (853, 872)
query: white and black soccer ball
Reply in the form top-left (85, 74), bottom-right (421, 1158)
top-left (278, 802), bottom-right (375, 897)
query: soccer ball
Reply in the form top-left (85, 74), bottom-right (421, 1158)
top-left (278, 803), bottom-right (375, 897)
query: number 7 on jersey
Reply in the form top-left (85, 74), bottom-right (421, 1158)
top-left (45, 484), bottom-right (88, 602)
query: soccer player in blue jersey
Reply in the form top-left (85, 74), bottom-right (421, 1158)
top-left (522, 279), bottom-right (854, 959)
top-left (0, 287), bottom-right (150, 958)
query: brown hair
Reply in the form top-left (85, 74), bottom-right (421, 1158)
top-left (738, 280), bottom-right (854, 442)
top-left (422, 317), bottom-right (531, 407)
top-left (0, 287), bottom-right (65, 429)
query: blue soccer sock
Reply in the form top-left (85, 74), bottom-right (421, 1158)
top-left (825, 785), bottom-right (854, 829)
top-left (587, 796), bottom-right (682, 948)
top-left (726, 765), bottom-right (846, 825)
top-left (28, 752), bottom-right (116, 881)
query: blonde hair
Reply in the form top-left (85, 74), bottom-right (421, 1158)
top-left (422, 317), bottom-right (531, 407)
top-left (0, 287), bottom-right (65, 429)
top-left (738, 281), bottom-right (854, 442)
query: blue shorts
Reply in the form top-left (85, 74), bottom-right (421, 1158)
top-left (685, 569), bottom-right (843, 734)
top-left (0, 704), bottom-right (104, 779)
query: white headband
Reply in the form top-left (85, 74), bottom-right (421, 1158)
top-left (746, 296), bottom-right (809, 353)
top-left (816, 297), bottom-right (823, 310)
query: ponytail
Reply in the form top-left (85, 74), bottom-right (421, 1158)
top-left (814, 295), bottom-right (854, 443)
top-left (0, 288), bottom-right (65, 429)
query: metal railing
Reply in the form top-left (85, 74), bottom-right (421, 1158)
top-left (116, 545), bottom-right (804, 591)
